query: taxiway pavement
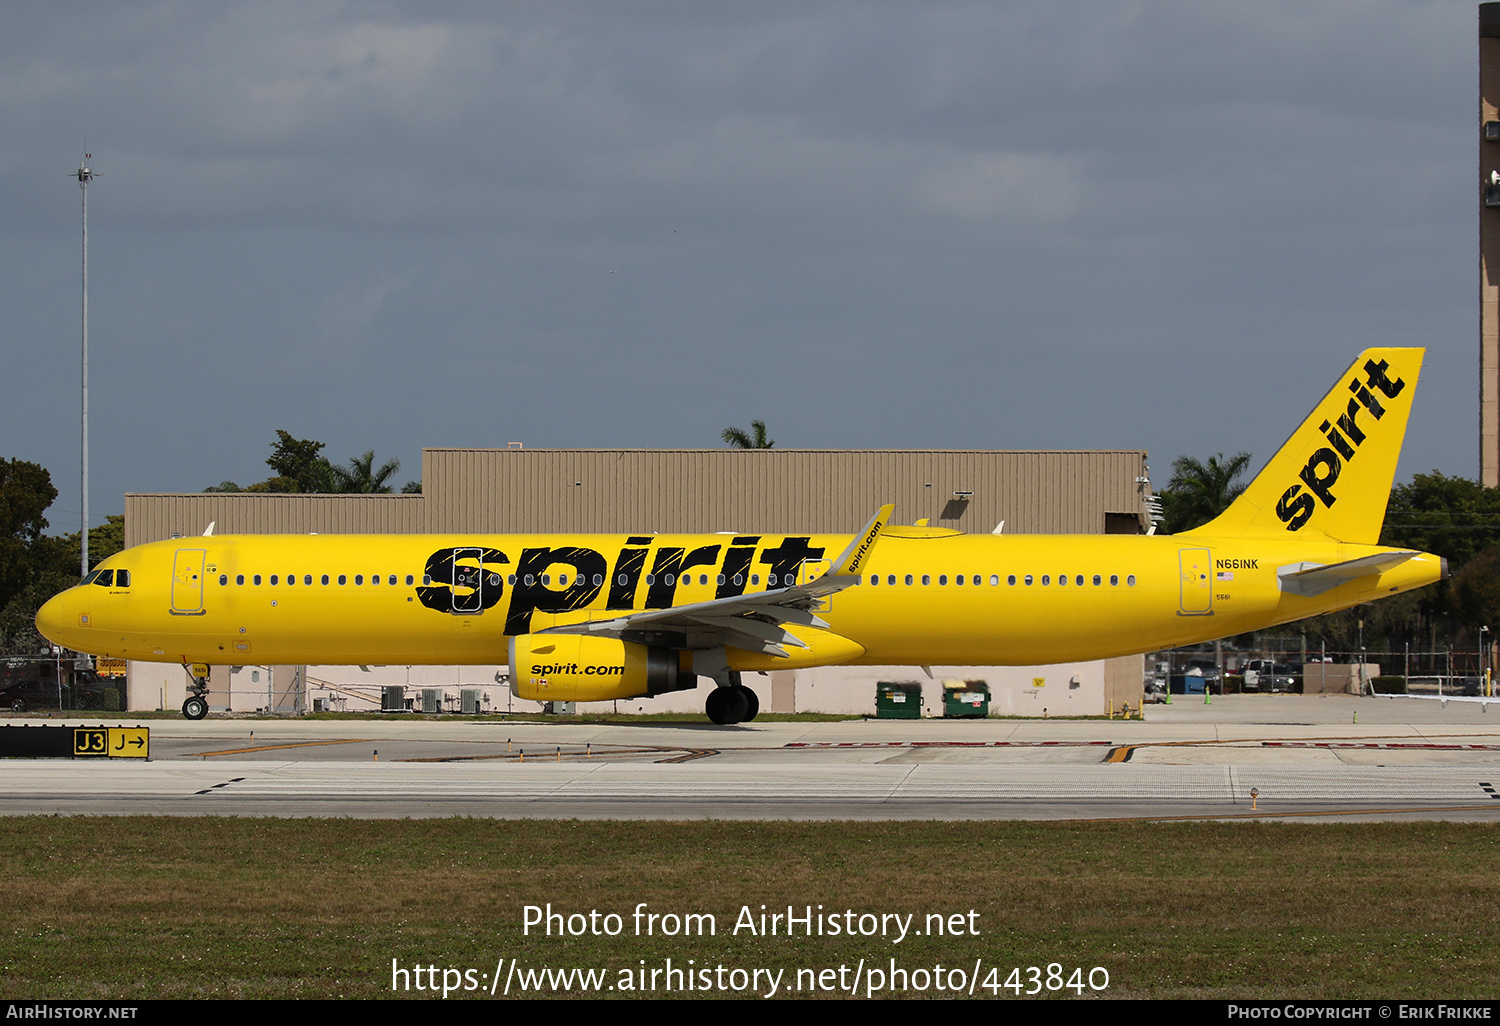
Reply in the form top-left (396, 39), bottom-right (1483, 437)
top-left (4, 695), bottom-right (1499, 821)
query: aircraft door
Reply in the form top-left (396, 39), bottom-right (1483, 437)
top-left (171, 549), bottom-right (207, 615)
top-left (1178, 547), bottom-right (1213, 616)
top-left (451, 547), bottom-right (484, 614)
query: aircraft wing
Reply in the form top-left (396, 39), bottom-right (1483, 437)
top-left (539, 505), bottom-right (893, 656)
top-left (1277, 551), bottom-right (1422, 598)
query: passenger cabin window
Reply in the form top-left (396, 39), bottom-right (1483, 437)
top-left (1127, 575), bottom-right (1137, 586)
top-left (236, 575), bottom-right (245, 586)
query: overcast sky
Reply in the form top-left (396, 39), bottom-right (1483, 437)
top-left (0, 1), bottom-right (1482, 533)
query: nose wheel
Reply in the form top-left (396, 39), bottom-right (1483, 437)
top-left (182, 695), bottom-right (208, 720)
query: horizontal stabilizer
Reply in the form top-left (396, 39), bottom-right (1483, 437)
top-left (1277, 551), bottom-right (1419, 598)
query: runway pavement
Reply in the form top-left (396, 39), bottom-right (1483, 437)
top-left (4, 695), bottom-right (1500, 821)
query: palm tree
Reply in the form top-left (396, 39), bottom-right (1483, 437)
top-left (328, 451), bottom-right (402, 494)
top-left (1160, 451), bottom-right (1252, 533)
top-left (722, 420), bottom-right (773, 449)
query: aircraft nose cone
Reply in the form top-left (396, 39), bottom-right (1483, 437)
top-left (35, 589), bottom-right (75, 647)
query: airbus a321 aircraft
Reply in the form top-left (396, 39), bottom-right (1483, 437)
top-left (37, 348), bottom-right (1445, 723)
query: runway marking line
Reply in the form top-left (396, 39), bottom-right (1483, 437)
top-left (397, 744), bottom-right (718, 765)
top-left (785, 741), bottom-right (1113, 748)
top-left (1101, 731), bottom-right (1500, 765)
top-left (182, 738), bottom-right (374, 757)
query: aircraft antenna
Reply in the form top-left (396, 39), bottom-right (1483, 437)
top-left (72, 153), bottom-right (98, 577)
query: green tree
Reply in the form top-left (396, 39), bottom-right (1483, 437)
top-left (722, 420), bottom-right (773, 449)
top-left (328, 451), bottom-right (401, 494)
top-left (1159, 452), bottom-right (1252, 534)
top-left (1379, 472), bottom-right (1500, 571)
top-left (0, 459), bottom-right (60, 610)
top-left (265, 431), bottom-right (334, 493)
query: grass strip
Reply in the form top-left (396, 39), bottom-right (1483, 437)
top-left (0, 817), bottom-right (1493, 1000)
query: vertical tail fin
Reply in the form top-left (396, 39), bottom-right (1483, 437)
top-left (1186, 348), bottom-right (1423, 544)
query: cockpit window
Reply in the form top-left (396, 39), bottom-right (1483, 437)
top-left (81, 569), bottom-right (103, 585)
top-left (91, 569), bottom-right (114, 587)
top-left (115, 569), bottom-right (130, 587)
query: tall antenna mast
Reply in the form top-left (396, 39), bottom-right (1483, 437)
top-left (73, 153), bottom-right (98, 577)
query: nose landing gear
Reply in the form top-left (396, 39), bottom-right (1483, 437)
top-left (181, 664), bottom-right (210, 719)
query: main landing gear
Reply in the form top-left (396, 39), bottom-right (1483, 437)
top-left (704, 675), bottom-right (760, 726)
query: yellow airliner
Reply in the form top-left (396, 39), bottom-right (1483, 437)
top-left (37, 349), bottom-right (1445, 723)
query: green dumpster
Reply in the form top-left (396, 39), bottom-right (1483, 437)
top-left (875, 680), bottom-right (923, 719)
top-left (943, 679), bottom-right (990, 718)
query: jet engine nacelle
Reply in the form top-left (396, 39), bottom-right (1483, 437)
top-left (508, 634), bottom-right (693, 702)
